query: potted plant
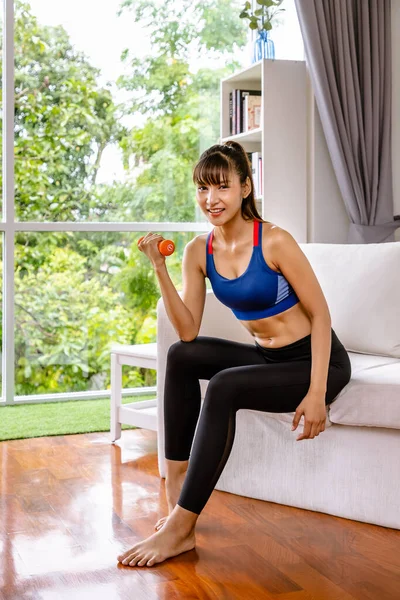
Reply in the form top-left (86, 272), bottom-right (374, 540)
top-left (240, 0), bottom-right (285, 62)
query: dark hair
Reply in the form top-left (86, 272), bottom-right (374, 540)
top-left (192, 140), bottom-right (264, 222)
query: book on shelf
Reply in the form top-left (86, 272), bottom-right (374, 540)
top-left (246, 151), bottom-right (263, 199)
top-left (229, 89), bottom-right (262, 135)
top-left (244, 95), bottom-right (262, 131)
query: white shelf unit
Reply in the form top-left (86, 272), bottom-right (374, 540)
top-left (220, 58), bottom-right (308, 242)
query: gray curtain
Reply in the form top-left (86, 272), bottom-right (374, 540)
top-left (294, 0), bottom-right (400, 243)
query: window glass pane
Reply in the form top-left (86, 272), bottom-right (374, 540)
top-left (15, 0), bottom-right (248, 222)
top-left (15, 230), bottom-right (211, 398)
top-left (0, 0), bottom-right (3, 219)
top-left (0, 0), bottom-right (3, 398)
top-left (0, 238), bottom-right (2, 399)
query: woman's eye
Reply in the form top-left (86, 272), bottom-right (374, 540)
top-left (197, 185), bottom-right (228, 191)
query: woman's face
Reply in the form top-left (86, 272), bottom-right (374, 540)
top-left (195, 170), bottom-right (251, 223)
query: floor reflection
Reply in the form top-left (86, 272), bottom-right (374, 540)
top-left (0, 429), bottom-right (183, 599)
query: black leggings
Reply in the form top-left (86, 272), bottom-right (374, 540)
top-left (164, 328), bottom-right (351, 515)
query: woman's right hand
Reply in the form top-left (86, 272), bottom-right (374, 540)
top-left (138, 233), bottom-right (167, 269)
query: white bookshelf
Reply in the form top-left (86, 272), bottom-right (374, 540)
top-left (220, 58), bottom-right (349, 243)
top-left (220, 58), bottom-right (308, 242)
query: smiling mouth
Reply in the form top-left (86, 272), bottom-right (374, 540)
top-left (208, 209), bottom-right (225, 214)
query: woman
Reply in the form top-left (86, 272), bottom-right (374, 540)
top-left (117, 140), bottom-right (352, 568)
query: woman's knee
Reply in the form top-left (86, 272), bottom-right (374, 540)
top-left (166, 338), bottom-right (204, 367)
top-left (167, 338), bottom-right (194, 356)
top-left (202, 370), bottom-right (236, 411)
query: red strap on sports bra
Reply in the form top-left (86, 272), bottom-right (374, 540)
top-left (253, 219), bottom-right (259, 247)
top-left (207, 230), bottom-right (214, 254)
top-left (208, 220), bottom-right (260, 254)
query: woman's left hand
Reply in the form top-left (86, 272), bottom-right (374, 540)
top-left (291, 392), bottom-right (327, 441)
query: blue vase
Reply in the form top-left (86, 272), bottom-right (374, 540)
top-left (252, 29), bottom-right (275, 63)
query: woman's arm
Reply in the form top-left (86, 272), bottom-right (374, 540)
top-left (142, 234), bottom-right (206, 342)
top-left (308, 315), bottom-right (332, 395)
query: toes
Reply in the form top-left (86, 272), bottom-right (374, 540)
top-left (122, 552), bottom-right (139, 566)
top-left (136, 554), bottom-right (151, 567)
top-left (118, 546), bottom-right (138, 563)
top-left (128, 553), bottom-right (141, 567)
top-left (119, 553), bottom-right (130, 564)
top-left (147, 556), bottom-right (156, 567)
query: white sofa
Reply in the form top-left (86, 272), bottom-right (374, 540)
top-left (156, 242), bottom-right (400, 530)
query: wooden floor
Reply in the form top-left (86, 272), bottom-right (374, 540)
top-left (1, 429), bottom-right (399, 600)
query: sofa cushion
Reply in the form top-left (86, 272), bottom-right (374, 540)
top-left (299, 242), bottom-right (400, 358)
top-left (329, 352), bottom-right (400, 429)
top-left (199, 380), bottom-right (334, 428)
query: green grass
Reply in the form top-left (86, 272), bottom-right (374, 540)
top-left (0, 395), bottom-right (156, 441)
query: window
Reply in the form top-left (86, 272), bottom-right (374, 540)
top-left (2, 0), bottom-right (250, 404)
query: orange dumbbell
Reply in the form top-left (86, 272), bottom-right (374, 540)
top-left (137, 236), bottom-right (175, 256)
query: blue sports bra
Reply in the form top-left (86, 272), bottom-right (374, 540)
top-left (206, 220), bottom-right (300, 320)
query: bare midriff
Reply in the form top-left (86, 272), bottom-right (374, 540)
top-left (239, 301), bottom-right (312, 349)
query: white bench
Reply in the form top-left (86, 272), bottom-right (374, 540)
top-left (110, 343), bottom-right (158, 442)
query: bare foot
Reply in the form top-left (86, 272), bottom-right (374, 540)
top-left (154, 471), bottom-right (187, 532)
top-left (117, 523), bottom-right (196, 567)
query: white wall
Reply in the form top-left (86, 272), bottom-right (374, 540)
top-left (392, 1), bottom-right (400, 241)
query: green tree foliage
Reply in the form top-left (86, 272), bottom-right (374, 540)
top-left (11, 1), bottom-right (126, 222)
top-left (2, 0), bottom-right (248, 396)
top-left (14, 245), bottom-right (145, 393)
